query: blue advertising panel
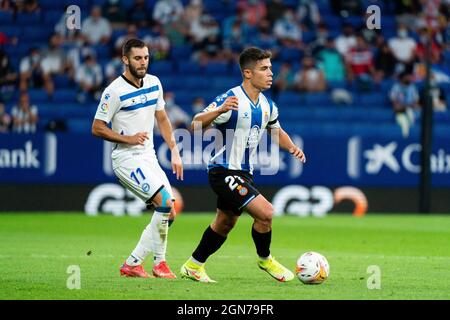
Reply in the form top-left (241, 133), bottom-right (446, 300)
top-left (0, 132), bottom-right (449, 186)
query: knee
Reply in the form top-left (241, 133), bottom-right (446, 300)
top-left (212, 217), bottom-right (236, 236)
top-left (256, 203), bottom-right (274, 229)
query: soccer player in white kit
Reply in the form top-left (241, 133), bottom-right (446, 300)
top-left (92, 39), bottom-right (182, 279)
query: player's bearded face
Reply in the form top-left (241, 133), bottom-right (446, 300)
top-left (127, 48), bottom-right (149, 79)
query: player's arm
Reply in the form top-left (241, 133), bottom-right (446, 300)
top-left (91, 119), bottom-right (148, 145)
top-left (190, 96), bottom-right (239, 129)
top-left (155, 109), bottom-right (183, 180)
top-left (268, 127), bottom-right (306, 163)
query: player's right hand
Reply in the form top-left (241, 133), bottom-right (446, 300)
top-left (128, 132), bottom-right (149, 146)
top-left (218, 96), bottom-right (239, 113)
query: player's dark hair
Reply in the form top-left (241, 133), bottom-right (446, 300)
top-left (122, 38), bottom-right (147, 57)
top-left (239, 47), bottom-right (272, 72)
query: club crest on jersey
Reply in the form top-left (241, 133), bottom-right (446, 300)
top-left (204, 102), bottom-right (217, 112)
top-left (140, 94), bottom-right (147, 104)
top-left (247, 125), bottom-right (260, 148)
top-left (237, 185), bottom-right (248, 196)
top-left (264, 111), bottom-right (269, 122)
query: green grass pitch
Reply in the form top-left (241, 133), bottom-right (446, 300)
top-left (0, 213), bottom-right (449, 300)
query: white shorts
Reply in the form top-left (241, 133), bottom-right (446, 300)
top-left (113, 155), bottom-right (174, 204)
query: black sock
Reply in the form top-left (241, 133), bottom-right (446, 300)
top-left (168, 219), bottom-right (174, 227)
top-left (252, 226), bottom-right (271, 258)
top-left (192, 226), bottom-right (227, 263)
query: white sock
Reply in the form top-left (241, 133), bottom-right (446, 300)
top-left (150, 210), bottom-right (170, 265)
top-left (126, 223), bottom-right (153, 266)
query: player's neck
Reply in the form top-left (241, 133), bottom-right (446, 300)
top-left (241, 81), bottom-right (261, 105)
top-left (122, 71), bottom-right (143, 88)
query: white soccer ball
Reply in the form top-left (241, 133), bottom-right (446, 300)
top-left (295, 251), bottom-right (330, 284)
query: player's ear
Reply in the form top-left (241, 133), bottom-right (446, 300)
top-left (243, 68), bottom-right (252, 79)
top-left (122, 55), bottom-right (129, 66)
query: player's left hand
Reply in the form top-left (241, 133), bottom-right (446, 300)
top-left (289, 146), bottom-right (306, 163)
top-left (171, 149), bottom-right (184, 180)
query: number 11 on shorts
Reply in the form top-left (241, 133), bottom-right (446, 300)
top-left (130, 167), bottom-right (146, 185)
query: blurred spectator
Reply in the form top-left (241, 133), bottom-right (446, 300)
top-left (345, 35), bottom-right (376, 89)
top-left (296, 0), bottom-right (322, 29)
top-left (103, 0), bottom-right (126, 26)
top-left (0, 31), bottom-right (18, 46)
top-left (190, 14), bottom-right (220, 44)
top-left (152, 0), bottom-right (184, 26)
top-left (191, 96), bottom-right (206, 114)
top-left (388, 24), bottom-right (417, 74)
top-left (105, 52), bottom-right (124, 85)
top-left (294, 56), bottom-right (326, 92)
top-left (164, 16), bottom-right (189, 46)
top-left (0, 49), bottom-right (17, 102)
top-left (40, 34), bottom-right (68, 96)
top-left (374, 41), bottom-right (397, 82)
top-left (415, 27), bottom-right (442, 62)
top-left (21, 0), bottom-right (40, 14)
top-left (273, 9), bottom-right (303, 48)
top-left (331, 0), bottom-right (363, 17)
top-left (195, 33), bottom-right (226, 64)
top-left (389, 72), bottom-right (420, 137)
top-left (273, 62), bottom-right (295, 94)
top-left (183, 0), bottom-right (203, 24)
top-left (308, 23), bottom-right (329, 56)
top-left (394, 0), bottom-right (423, 30)
top-left (254, 19), bottom-right (278, 52)
top-left (115, 24), bottom-right (139, 52)
top-left (11, 92), bottom-right (39, 134)
top-left (81, 6), bottom-right (112, 45)
top-left (237, 0), bottom-right (267, 27)
top-left (19, 47), bottom-right (43, 91)
top-left (0, 103), bottom-right (11, 133)
top-left (334, 23), bottom-right (357, 57)
top-left (265, 0), bottom-right (287, 28)
top-left (66, 37), bottom-right (97, 76)
top-left (316, 37), bottom-right (346, 82)
top-left (163, 92), bottom-right (190, 130)
top-left (0, 0), bottom-right (17, 13)
top-left (75, 55), bottom-right (103, 103)
top-left (420, 75), bottom-right (447, 112)
top-left (143, 24), bottom-right (171, 61)
top-left (127, 0), bottom-right (152, 28)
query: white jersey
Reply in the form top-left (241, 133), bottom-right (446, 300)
top-left (204, 85), bottom-right (280, 174)
top-left (94, 74), bottom-right (165, 166)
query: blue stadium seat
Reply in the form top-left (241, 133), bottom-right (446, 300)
top-left (52, 89), bottom-right (78, 103)
top-left (28, 89), bottom-right (49, 103)
top-left (0, 11), bottom-right (14, 24)
top-left (53, 75), bottom-right (72, 89)
top-left (304, 93), bottom-right (332, 106)
top-left (16, 12), bottom-right (42, 25)
top-left (170, 45), bottom-right (192, 60)
top-left (177, 61), bottom-right (202, 74)
top-left (204, 62), bottom-right (229, 75)
top-left (150, 61), bottom-right (173, 74)
top-left (39, 0), bottom-right (65, 10)
top-left (278, 92), bottom-right (302, 106)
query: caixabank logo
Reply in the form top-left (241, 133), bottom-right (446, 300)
top-left (347, 137), bottom-right (450, 179)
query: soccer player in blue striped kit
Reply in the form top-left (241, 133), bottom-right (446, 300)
top-left (181, 47), bottom-right (306, 283)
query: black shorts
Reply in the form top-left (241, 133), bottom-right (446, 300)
top-left (208, 168), bottom-right (260, 215)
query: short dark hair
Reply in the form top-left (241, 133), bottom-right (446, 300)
top-left (122, 38), bottom-right (147, 57)
top-left (239, 47), bottom-right (272, 72)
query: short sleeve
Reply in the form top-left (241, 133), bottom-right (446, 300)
top-left (94, 89), bottom-right (120, 123)
top-left (267, 100), bottom-right (281, 129)
top-left (202, 92), bottom-right (233, 125)
top-left (155, 77), bottom-right (165, 111)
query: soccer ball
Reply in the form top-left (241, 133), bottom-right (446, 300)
top-left (295, 251), bottom-right (330, 284)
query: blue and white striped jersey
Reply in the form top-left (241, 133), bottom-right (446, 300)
top-left (94, 74), bottom-right (165, 163)
top-left (204, 85), bottom-right (280, 174)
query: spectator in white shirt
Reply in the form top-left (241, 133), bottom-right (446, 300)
top-left (75, 54), bottom-right (103, 102)
top-left (152, 0), bottom-right (184, 26)
top-left (273, 9), bottom-right (302, 48)
top-left (11, 92), bottom-right (39, 134)
top-left (334, 24), bottom-right (357, 57)
top-left (19, 47), bottom-right (42, 91)
top-left (81, 6), bottom-right (112, 45)
top-left (388, 24), bottom-right (417, 73)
